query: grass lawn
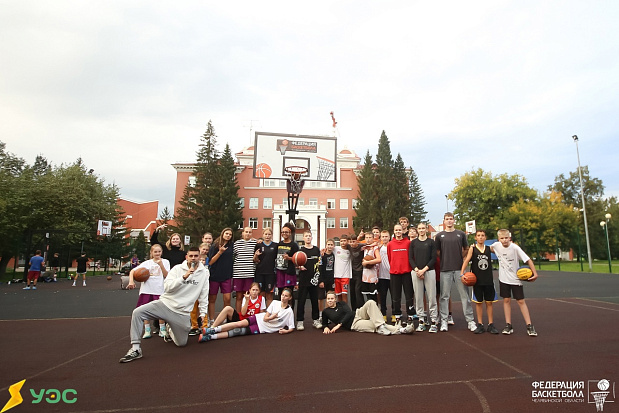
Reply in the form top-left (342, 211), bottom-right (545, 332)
top-left (533, 260), bottom-right (618, 274)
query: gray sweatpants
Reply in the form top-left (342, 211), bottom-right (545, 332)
top-left (351, 300), bottom-right (396, 333)
top-left (412, 269), bottom-right (438, 322)
top-left (439, 270), bottom-right (474, 323)
top-left (131, 300), bottom-right (191, 347)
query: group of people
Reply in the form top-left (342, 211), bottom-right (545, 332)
top-left (119, 213), bottom-right (540, 363)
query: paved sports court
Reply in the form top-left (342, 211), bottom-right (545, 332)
top-left (1, 271), bottom-right (617, 412)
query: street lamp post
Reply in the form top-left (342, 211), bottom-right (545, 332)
top-left (573, 135), bottom-right (593, 272)
top-left (600, 213), bottom-right (612, 273)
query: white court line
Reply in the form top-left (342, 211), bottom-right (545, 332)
top-left (79, 375), bottom-right (527, 413)
top-left (448, 334), bottom-right (531, 377)
top-left (546, 298), bottom-right (619, 312)
top-left (0, 336), bottom-right (127, 392)
top-left (1, 315), bottom-right (130, 322)
top-left (465, 381), bottom-right (492, 413)
top-left (573, 297), bottom-right (619, 306)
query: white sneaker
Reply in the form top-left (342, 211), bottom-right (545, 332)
top-left (468, 321), bottom-right (477, 332)
top-left (296, 321), bottom-right (305, 331)
top-left (440, 321), bottom-right (448, 332)
top-left (83, 281), bottom-right (86, 287)
top-left (312, 319), bottom-right (322, 329)
top-left (416, 323), bottom-right (426, 332)
top-left (376, 324), bottom-right (392, 336)
top-left (72, 282), bottom-right (76, 287)
top-left (447, 315), bottom-right (455, 325)
top-left (429, 324), bottom-right (439, 333)
top-left (400, 324), bottom-right (415, 334)
top-left (142, 329), bottom-right (152, 339)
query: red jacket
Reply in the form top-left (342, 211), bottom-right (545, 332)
top-left (387, 238), bottom-right (412, 274)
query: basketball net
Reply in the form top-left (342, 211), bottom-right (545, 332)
top-left (317, 156), bottom-right (335, 181)
top-left (285, 166), bottom-right (306, 195)
top-left (592, 392), bottom-right (609, 412)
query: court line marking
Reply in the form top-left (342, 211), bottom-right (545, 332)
top-left (77, 375), bottom-right (527, 413)
top-left (546, 298), bottom-right (619, 312)
top-left (448, 333), bottom-right (531, 377)
top-left (573, 297), bottom-right (619, 306)
top-left (0, 336), bottom-right (128, 392)
top-left (465, 381), bottom-right (492, 413)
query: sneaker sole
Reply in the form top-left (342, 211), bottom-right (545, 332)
top-left (502, 330), bottom-right (513, 335)
top-left (120, 354), bottom-right (142, 363)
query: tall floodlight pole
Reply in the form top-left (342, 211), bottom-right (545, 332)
top-left (573, 135), bottom-right (593, 271)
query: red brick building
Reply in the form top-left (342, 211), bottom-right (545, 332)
top-left (117, 198), bottom-right (159, 240)
top-left (172, 146), bottom-right (362, 249)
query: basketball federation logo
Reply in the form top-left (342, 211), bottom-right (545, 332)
top-left (588, 379), bottom-right (615, 412)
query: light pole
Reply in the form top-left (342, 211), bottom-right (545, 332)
top-left (573, 135), bottom-right (593, 271)
top-left (600, 213), bottom-right (612, 273)
top-left (445, 194), bottom-right (449, 212)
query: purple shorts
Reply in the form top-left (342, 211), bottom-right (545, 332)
top-left (136, 293), bottom-right (160, 308)
top-left (246, 315), bottom-right (260, 335)
top-left (276, 269), bottom-right (297, 289)
top-left (233, 278), bottom-right (254, 293)
top-left (209, 279), bottom-right (233, 295)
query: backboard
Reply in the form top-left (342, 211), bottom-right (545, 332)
top-left (253, 132), bottom-right (337, 182)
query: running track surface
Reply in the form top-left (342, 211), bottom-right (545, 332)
top-left (1, 271), bottom-right (618, 413)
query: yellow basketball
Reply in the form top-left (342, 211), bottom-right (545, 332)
top-left (516, 267), bottom-right (533, 280)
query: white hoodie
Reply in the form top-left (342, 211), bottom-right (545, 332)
top-left (160, 260), bottom-right (210, 317)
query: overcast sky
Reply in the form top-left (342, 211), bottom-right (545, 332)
top-left (2, 1), bottom-right (618, 227)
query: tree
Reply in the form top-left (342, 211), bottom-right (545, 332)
top-left (353, 151), bottom-right (377, 231)
top-left (450, 168), bottom-right (537, 230)
top-left (548, 166), bottom-right (604, 206)
top-left (175, 122), bottom-right (243, 244)
top-left (134, 231), bottom-right (148, 262)
top-left (408, 167), bottom-right (427, 225)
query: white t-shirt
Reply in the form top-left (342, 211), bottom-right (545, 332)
top-left (333, 246), bottom-right (352, 279)
top-left (491, 242), bottom-right (530, 286)
top-left (255, 300), bottom-right (295, 333)
top-left (378, 245), bottom-right (391, 280)
top-left (136, 259), bottom-right (171, 295)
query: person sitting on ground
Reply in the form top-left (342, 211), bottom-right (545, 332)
top-left (321, 291), bottom-right (414, 335)
top-left (198, 287), bottom-right (295, 342)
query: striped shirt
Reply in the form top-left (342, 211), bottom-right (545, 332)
top-left (233, 239), bottom-right (257, 278)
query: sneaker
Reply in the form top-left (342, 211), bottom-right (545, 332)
top-left (376, 324), bottom-right (392, 336)
top-left (394, 318), bottom-right (402, 328)
top-left (159, 327), bottom-right (167, 338)
top-left (119, 348), bottom-right (142, 363)
top-left (23, 286), bottom-right (31, 290)
top-left (142, 329), bottom-right (152, 339)
top-left (83, 281), bottom-right (86, 287)
top-left (391, 315), bottom-right (396, 323)
top-left (416, 323), bottom-right (426, 332)
top-left (198, 333), bottom-right (213, 343)
top-left (72, 283), bottom-right (76, 287)
top-left (188, 328), bottom-right (200, 336)
top-left (400, 324), bottom-right (415, 334)
top-left (440, 321), bottom-right (448, 332)
top-left (165, 323), bottom-right (176, 343)
top-left (412, 314), bottom-right (419, 320)
top-left (32, 286), bottom-right (37, 290)
top-left (201, 327), bottom-right (215, 335)
top-left (473, 323), bottom-right (485, 334)
top-left (502, 323), bottom-right (513, 335)
top-left (312, 319), bottom-right (322, 329)
top-left (527, 324), bottom-right (538, 337)
top-left (383, 316), bottom-right (387, 322)
top-left (468, 320), bottom-right (478, 332)
top-left (487, 323), bottom-right (499, 334)
top-left (447, 315), bottom-right (455, 325)
top-left (208, 319), bottom-right (214, 328)
top-left (151, 326), bottom-right (160, 336)
top-left (428, 324), bottom-right (438, 333)
top-left (296, 321), bottom-right (305, 331)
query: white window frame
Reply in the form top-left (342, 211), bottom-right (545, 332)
top-left (327, 199), bottom-right (336, 209)
top-left (340, 218), bottom-right (348, 229)
top-left (340, 199), bottom-right (348, 210)
top-left (327, 218), bottom-right (335, 228)
top-left (249, 197), bottom-right (259, 209)
top-left (249, 218), bottom-right (258, 229)
top-left (263, 218), bottom-right (272, 229)
top-left (263, 197), bottom-right (272, 209)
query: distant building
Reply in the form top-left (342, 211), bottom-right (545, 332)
top-left (117, 197), bottom-right (159, 240)
top-left (172, 146), bottom-right (362, 249)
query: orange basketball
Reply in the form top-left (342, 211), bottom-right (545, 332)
top-left (292, 251), bottom-right (307, 267)
top-left (255, 163), bottom-right (272, 178)
top-left (364, 254), bottom-right (376, 268)
top-left (133, 267), bottom-right (150, 283)
top-left (461, 272), bottom-right (477, 286)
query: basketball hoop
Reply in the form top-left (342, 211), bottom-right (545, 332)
top-left (285, 166), bottom-right (307, 195)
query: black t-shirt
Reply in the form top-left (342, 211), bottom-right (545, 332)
top-left (409, 238), bottom-right (437, 270)
top-left (254, 241), bottom-right (278, 275)
top-left (275, 240), bottom-right (299, 275)
top-left (470, 245), bottom-right (494, 285)
top-left (435, 230), bottom-right (468, 271)
top-left (319, 252), bottom-right (335, 287)
top-left (208, 242), bottom-right (234, 282)
top-left (321, 301), bottom-right (354, 330)
top-left (298, 246), bottom-right (321, 287)
top-left (350, 244), bottom-right (364, 272)
top-left (76, 256), bottom-right (88, 273)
